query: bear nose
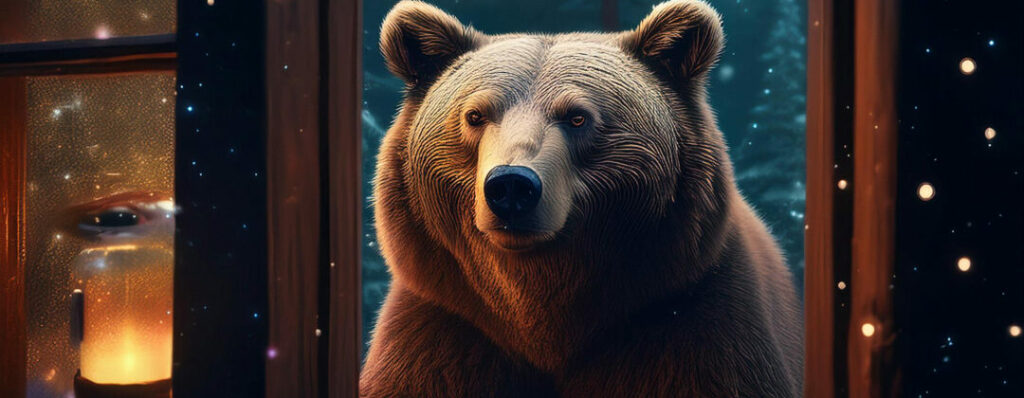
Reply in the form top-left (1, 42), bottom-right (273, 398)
top-left (484, 165), bottom-right (542, 221)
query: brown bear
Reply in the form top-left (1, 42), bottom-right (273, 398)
top-left (362, 1), bottom-right (803, 397)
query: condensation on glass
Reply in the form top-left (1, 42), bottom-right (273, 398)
top-left (24, 74), bottom-right (175, 397)
top-left (0, 0), bottom-right (175, 44)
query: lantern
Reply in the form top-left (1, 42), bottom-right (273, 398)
top-left (67, 195), bottom-right (175, 398)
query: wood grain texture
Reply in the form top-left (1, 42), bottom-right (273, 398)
top-left (0, 0), bottom-right (27, 43)
top-left (0, 76), bottom-right (27, 398)
top-left (266, 0), bottom-right (323, 396)
top-left (327, 0), bottom-right (363, 396)
top-left (804, 1), bottom-right (836, 396)
top-left (849, 0), bottom-right (900, 396)
top-left (0, 13), bottom-right (28, 398)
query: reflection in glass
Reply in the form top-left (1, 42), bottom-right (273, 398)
top-left (68, 192), bottom-right (175, 385)
top-left (0, 0), bottom-right (175, 44)
top-left (25, 74), bottom-right (175, 397)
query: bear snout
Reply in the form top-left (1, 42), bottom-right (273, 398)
top-left (483, 165), bottom-right (543, 222)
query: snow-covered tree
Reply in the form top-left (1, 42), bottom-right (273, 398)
top-left (732, 0), bottom-right (807, 276)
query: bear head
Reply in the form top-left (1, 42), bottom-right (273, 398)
top-left (380, 0), bottom-right (728, 251)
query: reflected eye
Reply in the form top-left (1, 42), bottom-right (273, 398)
top-left (60, 191), bottom-right (175, 240)
top-left (569, 114), bottom-right (586, 128)
top-left (465, 109), bottom-right (485, 126)
top-left (80, 207), bottom-right (140, 229)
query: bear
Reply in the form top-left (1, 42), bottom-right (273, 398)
top-left (362, 1), bottom-right (803, 397)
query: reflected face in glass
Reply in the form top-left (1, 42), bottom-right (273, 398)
top-left (0, 0), bottom-right (176, 44)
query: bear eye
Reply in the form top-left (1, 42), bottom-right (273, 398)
top-left (465, 109), bottom-right (485, 126)
top-left (569, 114), bottom-right (586, 128)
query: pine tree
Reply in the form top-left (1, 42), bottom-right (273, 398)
top-left (733, 0), bottom-right (807, 275)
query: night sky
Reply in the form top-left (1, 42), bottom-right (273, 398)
top-left (895, 0), bottom-right (1024, 396)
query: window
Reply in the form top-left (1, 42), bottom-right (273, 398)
top-left (0, 3), bottom-right (177, 398)
top-left (0, 0), bottom-right (175, 44)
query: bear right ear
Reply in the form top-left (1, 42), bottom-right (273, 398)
top-left (380, 1), bottom-right (484, 87)
top-left (621, 0), bottom-right (724, 86)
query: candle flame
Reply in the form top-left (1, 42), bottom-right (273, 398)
top-left (78, 247), bottom-right (173, 384)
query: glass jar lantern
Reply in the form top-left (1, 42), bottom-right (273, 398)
top-left (68, 197), bottom-right (175, 398)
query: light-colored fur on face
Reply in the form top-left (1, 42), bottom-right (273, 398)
top-left (365, 1), bottom-right (803, 396)
top-left (410, 35), bottom-right (682, 251)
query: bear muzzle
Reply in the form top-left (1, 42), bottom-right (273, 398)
top-left (483, 165), bottom-right (543, 222)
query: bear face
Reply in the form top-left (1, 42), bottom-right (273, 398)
top-left (381, 0), bottom-right (728, 256)
top-left (411, 37), bottom-right (681, 252)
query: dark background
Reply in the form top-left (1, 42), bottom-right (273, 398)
top-left (174, 0), bottom-right (268, 396)
top-left (895, 0), bottom-right (1024, 397)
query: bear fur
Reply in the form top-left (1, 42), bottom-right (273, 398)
top-left (362, 1), bottom-right (803, 397)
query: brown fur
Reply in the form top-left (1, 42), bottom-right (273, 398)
top-left (362, 1), bottom-right (803, 396)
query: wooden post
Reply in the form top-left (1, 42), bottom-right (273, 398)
top-left (0, 76), bottom-right (27, 398)
top-left (327, 0), bottom-right (363, 396)
top-left (804, 0), bottom-right (836, 396)
top-left (266, 0), bottom-right (323, 396)
top-left (265, 0), bottom-right (363, 396)
top-left (0, 5), bottom-right (29, 394)
top-left (849, 0), bottom-right (899, 396)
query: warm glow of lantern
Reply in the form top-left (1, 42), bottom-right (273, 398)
top-left (837, 179), bottom-right (848, 190)
top-left (917, 183), bottom-right (935, 201)
top-left (984, 127), bottom-right (996, 140)
top-left (959, 57), bottom-right (976, 75)
top-left (957, 256), bottom-right (971, 272)
top-left (1011, 325), bottom-right (1022, 338)
top-left (75, 245), bottom-right (173, 384)
top-left (861, 322), bottom-right (876, 337)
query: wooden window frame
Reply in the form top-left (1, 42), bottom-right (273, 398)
top-left (0, 1), bottom-right (365, 396)
top-left (0, 34), bottom-right (177, 398)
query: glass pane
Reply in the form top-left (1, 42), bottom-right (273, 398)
top-left (361, 0), bottom-right (806, 352)
top-left (0, 0), bottom-right (175, 44)
top-left (24, 73), bottom-right (175, 397)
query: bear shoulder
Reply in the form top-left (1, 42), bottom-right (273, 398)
top-left (361, 286), bottom-right (556, 398)
top-left (561, 226), bottom-right (801, 397)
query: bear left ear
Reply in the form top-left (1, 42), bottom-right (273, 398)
top-left (621, 0), bottom-right (724, 85)
top-left (380, 1), bottom-right (484, 88)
